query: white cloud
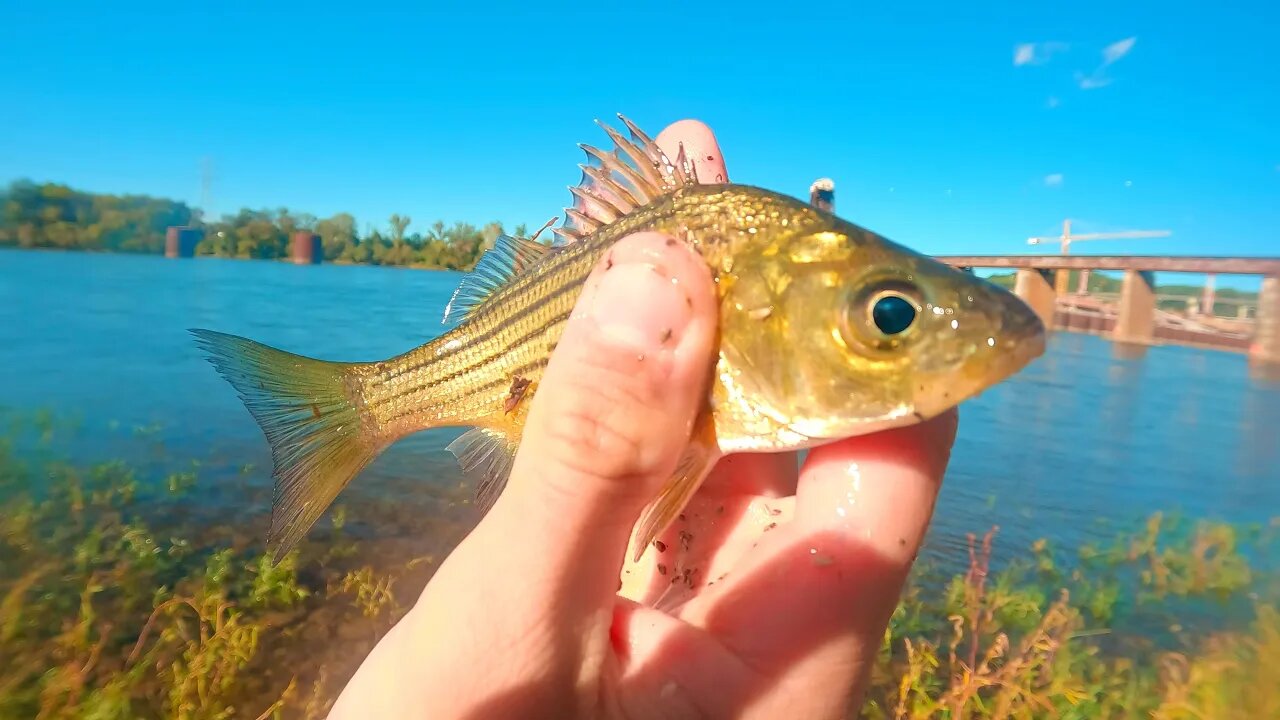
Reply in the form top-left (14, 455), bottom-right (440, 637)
top-left (1044, 173), bottom-right (1064, 187)
top-left (1014, 41), bottom-right (1068, 66)
top-left (1076, 36), bottom-right (1137, 90)
top-left (1102, 36), bottom-right (1137, 65)
top-left (1076, 72), bottom-right (1112, 90)
top-left (1046, 96), bottom-right (1061, 108)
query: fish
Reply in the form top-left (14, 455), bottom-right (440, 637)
top-left (191, 114), bottom-right (1046, 564)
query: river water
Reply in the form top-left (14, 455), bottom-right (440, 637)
top-left (2, 248), bottom-right (1278, 575)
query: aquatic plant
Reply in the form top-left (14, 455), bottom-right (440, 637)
top-left (863, 526), bottom-right (1279, 719)
top-left (0, 411), bottom-right (1276, 718)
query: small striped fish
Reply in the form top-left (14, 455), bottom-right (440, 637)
top-left (192, 115), bottom-right (1045, 563)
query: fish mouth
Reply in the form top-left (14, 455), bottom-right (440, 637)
top-left (991, 304), bottom-right (1048, 380)
top-left (1005, 294), bottom-right (1048, 359)
top-left (913, 298), bottom-right (1047, 420)
top-left (783, 320), bottom-right (1046, 443)
top-left (977, 281), bottom-right (1047, 383)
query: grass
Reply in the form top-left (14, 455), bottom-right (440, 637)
top-left (0, 411), bottom-right (1276, 718)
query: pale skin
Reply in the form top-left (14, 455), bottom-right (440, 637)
top-left (328, 121), bottom-right (959, 719)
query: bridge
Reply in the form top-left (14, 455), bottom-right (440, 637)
top-left (801, 180), bottom-right (1279, 370)
top-left (934, 255), bottom-right (1280, 370)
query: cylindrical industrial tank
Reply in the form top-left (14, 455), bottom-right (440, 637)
top-left (291, 232), bottom-right (323, 265)
top-left (165, 226), bottom-right (203, 258)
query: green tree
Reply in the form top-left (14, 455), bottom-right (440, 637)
top-left (389, 214), bottom-right (411, 245)
top-left (0, 179), bottom-right (534, 273)
top-left (315, 213), bottom-right (357, 260)
top-left (0, 180), bottom-right (193, 253)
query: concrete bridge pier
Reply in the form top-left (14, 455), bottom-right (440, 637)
top-left (1250, 275), bottom-right (1280, 368)
top-left (1054, 269), bottom-right (1071, 295)
top-left (1014, 268), bottom-right (1057, 330)
top-left (1112, 342), bottom-right (1149, 360)
top-left (1113, 270), bottom-right (1156, 345)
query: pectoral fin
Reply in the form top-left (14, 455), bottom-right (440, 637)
top-left (632, 412), bottom-right (720, 562)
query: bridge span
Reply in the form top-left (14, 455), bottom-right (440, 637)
top-left (934, 254), bottom-right (1280, 370)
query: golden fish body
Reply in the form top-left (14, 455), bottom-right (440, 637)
top-left (193, 116), bottom-right (1045, 562)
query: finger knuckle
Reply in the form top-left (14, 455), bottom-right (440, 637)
top-left (543, 345), bottom-right (665, 484)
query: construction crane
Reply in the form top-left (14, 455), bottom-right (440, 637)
top-left (1026, 219), bottom-right (1172, 294)
top-left (1027, 219), bottom-right (1171, 255)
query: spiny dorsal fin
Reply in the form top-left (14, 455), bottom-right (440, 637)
top-left (552, 114), bottom-right (700, 245)
top-left (441, 116), bottom-right (697, 323)
top-left (442, 234), bottom-right (551, 325)
top-left (447, 427), bottom-right (520, 514)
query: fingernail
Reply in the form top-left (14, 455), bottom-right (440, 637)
top-left (583, 240), bottom-right (694, 355)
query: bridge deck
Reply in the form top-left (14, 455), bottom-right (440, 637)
top-left (936, 255), bottom-right (1280, 275)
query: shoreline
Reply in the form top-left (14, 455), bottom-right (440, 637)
top-left (0, 245), bottom-right (465, 273)
top-left (1, 245), bottom-right (1267, 295)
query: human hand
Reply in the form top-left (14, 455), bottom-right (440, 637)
top-left (328, 120), bottom-right (959, 720)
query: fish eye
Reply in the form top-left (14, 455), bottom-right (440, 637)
top-left (839, 279), bottom-right (925, 353)
top-left (871, 293), bottom-right (917, 335)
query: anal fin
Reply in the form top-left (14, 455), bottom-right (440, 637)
top-left (632, 412), bottom-right (720, 562)
top-left (447, 427), bottom-right (522, 514)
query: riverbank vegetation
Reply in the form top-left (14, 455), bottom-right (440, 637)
top-left (2, 411), bottom-right (1276, 718)
top-left (4, 180), bottom-right (1265, 313)
top-left (0, 180), bottom-right (528, 271)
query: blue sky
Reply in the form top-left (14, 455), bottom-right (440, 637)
top-left (2, 1), bottom-right (1276, 289)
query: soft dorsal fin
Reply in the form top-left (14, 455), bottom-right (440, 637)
top-left (442, 234), bottom-right (551, 325)
top-left (552, 114), bottom-right (700, 245)
top-left (446, 427), bottom-right (520, 514)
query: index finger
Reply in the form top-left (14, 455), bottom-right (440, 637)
top-left (679, 411), bottom-right (957, 685)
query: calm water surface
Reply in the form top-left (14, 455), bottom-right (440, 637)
top-left (2, 249), bottom-right (1278, 573)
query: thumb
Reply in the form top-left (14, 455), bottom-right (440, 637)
top-left (504, 230), bottom-right (718, 594)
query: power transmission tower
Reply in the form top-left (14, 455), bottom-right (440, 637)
top-left (200, 157), bottom-right (214, 226)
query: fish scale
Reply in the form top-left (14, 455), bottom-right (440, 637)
top-left (364, 198), bottom-right (702, 435)
top-left (191, 115), bottom-right (1045, 563)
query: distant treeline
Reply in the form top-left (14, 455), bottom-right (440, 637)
top-left (0, 180), bottom-right (532, 271)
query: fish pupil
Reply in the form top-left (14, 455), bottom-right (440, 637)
top-left (871, 294), bottom-right (916, 335)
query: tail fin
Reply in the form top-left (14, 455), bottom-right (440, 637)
top-left (190, 329), bottom-right (380, 563)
